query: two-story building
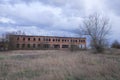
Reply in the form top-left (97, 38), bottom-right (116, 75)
top-left (9, 35), bottom-right (86, 50)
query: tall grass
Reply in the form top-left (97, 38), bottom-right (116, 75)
top-left (0, 50), bottom-right (120, 80)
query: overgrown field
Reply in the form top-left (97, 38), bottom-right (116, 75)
top-left (0, 50), bottom-right (120, 80)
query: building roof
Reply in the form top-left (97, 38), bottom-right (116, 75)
top-left (11, 35), bottom-right (86, 39)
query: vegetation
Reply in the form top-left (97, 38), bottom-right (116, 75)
top-left (0, 50), bottom-right (120, 80)
top-left (80, 13), bottom-right (111, 53)
top-left (111, 40), bottom-right (120, 49)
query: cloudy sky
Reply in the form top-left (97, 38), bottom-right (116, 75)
top-left (0, 0), bottom-right (120, 40)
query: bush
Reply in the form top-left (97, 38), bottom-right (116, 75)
top-left (111, 40), bottom-right (120, 49)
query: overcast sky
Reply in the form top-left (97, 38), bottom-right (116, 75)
top-left (0, 0), bottom-right (120, 40)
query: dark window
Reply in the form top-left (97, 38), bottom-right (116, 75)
top-left (82, 40), bottom-right (85, 42)
top-left (65, 40), bottom-right (66, 42)
top-left (38, 38), bottom-right (40, 41)
top-left (49, 39), bottom-right (51, 41)
top-left (62, 45), bottom-right (69, 48)
top-left (33, 44), bottom-right (36, 48)
top-left (58, 39), bottom-right (60, 42)
top-left (33, 38), bottom-right (36, 41)
top-left (62, 39), bottom-right (64, 42)
top-left (76, 40), bottom-right (77, 42)
top-left (53, 39), bottom-right (55, 42)
top-left (43, 44), bottom-right (50, 48)
top-left (23, 38), bottom-right (25, 41)
top-left (28, 38), bottom-right (30, 41)
top-left (22, 44), bottom-right (25, 48)
top-left (16, 44), bottom-right (20, 48)
top-left (17, 37), bottom-right (19, 40)
top-left (38, 44), bottom-right (41, 47)
top-left (27, 44), bottom-right (30, 48)
top-left (54, 45), bottom-right (60, 48)
top-left (84, 40), bottom-right (85, 42)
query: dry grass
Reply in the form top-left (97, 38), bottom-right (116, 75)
top-left (0, 50), bottom-right (120, 80)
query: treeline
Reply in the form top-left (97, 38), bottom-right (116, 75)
top-left (0, 31), bottom-right (25, 51)
top-left (111, 40), bottom-right (120, 49)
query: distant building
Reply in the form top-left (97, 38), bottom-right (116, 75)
top-left (8, 35), bottom-right (86, 50)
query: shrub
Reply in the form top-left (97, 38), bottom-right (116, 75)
top-left (111, 40), bottom-right (120, 49)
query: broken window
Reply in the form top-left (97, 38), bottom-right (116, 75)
top-left (62, 45), bottom-right (69, 48)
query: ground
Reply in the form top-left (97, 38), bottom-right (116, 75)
top-left (0, 49), bottom-right (120, 80)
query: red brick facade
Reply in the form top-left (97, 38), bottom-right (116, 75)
top-left (9, 35), bottom-right (86, 50)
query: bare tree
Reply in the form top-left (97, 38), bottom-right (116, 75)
top-left (0, 33), bottom-right (9, 51)
top-left (0, 30), bottom-right (26, 51)
top-left (80, 13), bottom-right (111, 53)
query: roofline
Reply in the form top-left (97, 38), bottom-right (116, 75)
top-left (10, 35), bottom-right (86, 39)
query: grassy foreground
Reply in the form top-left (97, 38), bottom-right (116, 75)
top-left (0, 50), bottom-right (120, 80)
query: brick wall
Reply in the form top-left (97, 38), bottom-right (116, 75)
top-left (9, 35), bottom-right (86, 50)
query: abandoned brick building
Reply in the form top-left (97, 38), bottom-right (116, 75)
top-left (9, 35), bottom-right (86, 50)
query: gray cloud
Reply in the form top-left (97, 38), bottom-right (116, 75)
top-left (105, 0), bottom-right (120, 15)
top-left (0, 0), bottom-right (83, 32)
top-left (0, 0), bottom-right (120, 41)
